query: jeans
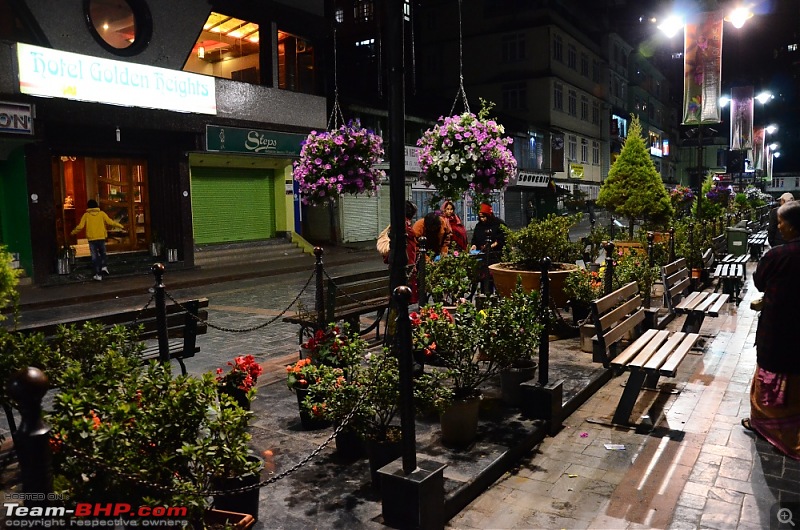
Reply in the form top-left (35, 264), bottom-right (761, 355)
top-left (88, 239), bottom-right (107, 275)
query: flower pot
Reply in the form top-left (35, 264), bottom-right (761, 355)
top-left (212, 455), bottom-right (263, 520)
top-left (294, 387), bottom-right (330, 430)
top-left (691, 268), bottom-right (702, 279)
top-left (488, 262), bottom-right (577, 308)
top-left (150, 242), bottom-right (163, 258)
top-left (500, 361), bottom-right (538, 406)
top-left (580, 323), bottom-right (596, 353)
top-left (440, 394), bottom-right (481, 446)
top-left (366, 437), bottom-right (402, 489)
top-left (204, 509), bottom-right (255, 530)
top-left (299, 346), bottom-right (313, 360)
top-left (220, 387), bottom-right (250, 411)
top-left (335, 427), bottom-right (366, 461)
top-left (56, 257), bottom-right (71, 275)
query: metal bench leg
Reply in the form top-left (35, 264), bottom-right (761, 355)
top-left (643, 371), bottom-right (661, 390)
top-left (612, 370), bottom-right (646, 426)
top-left (681, 310), bottom-right (705, 334)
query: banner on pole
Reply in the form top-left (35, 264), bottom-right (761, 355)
top-left (730, 86), bottom-right (754, 151)
top-left (753, 127), bottom-right (765, 172)
top-left (682, 12), bottom-right (723, 125)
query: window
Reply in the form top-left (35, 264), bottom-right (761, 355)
top-left (403, 0), bottom-right (411, 21)
top-left (592, 59), bottom-right (600, 83)
top-left (580, 95), bottom-right (588, 121)
top-left (335, 7), bottom-right (344, 23)
top-left (568, 44), bottom-right (576, 69)
top-left (580, 53), bottom-right (588, 76)
top-left (789, 43), bottom-right (798, 52)
top-left (568, 135), bottom-right (577, 161)
top-left (592, 102), bottom-right (600, 125)
top-left (581, 138), bottom-right (588, 163)
top-left (553, 35), bottom-right (563, 62)
top-left (184, 12), bottom-right (262, 85)
top-left (501, 33), bottom-right (526, 62)
top-left (355, 0), bottom-right (374, 23)
top-left (85, 0), bottom-right (152, 56)
top-left (554, 82), bottom-right (563, 111)
top-left (568, 90), bottom-right (577, 116)
top-left (278, 31), bottom-right (316, 94)
top-left (501, 82), bottom-right (527, 110)
top-left (775, 178), bottom-right (784, 188)
top-left (592, 141), bottom-right (600, 165)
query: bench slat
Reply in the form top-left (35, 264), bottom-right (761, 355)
top-left (602, 307), bottom-right (645, 350)
top-left (594, 282), bottom-right (639, 315)
top-left (643, 331), bottom-right (687, 372)
top-left (610, 328), bottom-right (660, 368)
top-left (675, 291), bottom-right (707, 312)
top-left (627, 330), bottom-right (671, 370)
top-left (708, 294), bottom-right (729, 316)
top-left (659, 333), bottom-right (700, 376)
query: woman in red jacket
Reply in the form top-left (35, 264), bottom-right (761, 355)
top-left (442, 200), bottom-right (467, 252)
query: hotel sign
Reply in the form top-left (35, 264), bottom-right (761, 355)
top-left (16, 43), bottom-right (216, 115)
top-left (0, 102), bottom-right (33, 135)
top-left (206, 125), bottom-right (305, 157)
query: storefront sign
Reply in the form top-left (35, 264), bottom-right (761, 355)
top-left (375, 145), bottom-right (421, 172)
top-left (16, 43), bottom-right (216, 115)
top-left (515, 172), bottom-right (550, 187)
top-left (0, 102), bottom-right (33, 135)
top-left (569, 164), bottom-right (584, 179)
top-left (206, 125), bottom-right (305, 157)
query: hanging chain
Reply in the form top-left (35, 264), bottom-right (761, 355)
top-left (322, 268), bottom-right (391, 311)
top-left (130, 292), bottom-right (156, 327)
top-left (449, 0), bottom-right (470, 116)
top-left (163, 269), bottom-right (315, 333)
top-left (327, 27), bottom-right (346, 130)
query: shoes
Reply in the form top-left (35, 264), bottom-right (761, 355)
top-left (741, 418), bottom-right (754, 432)
top-left (93, 274), bottom-right (102, 281)
top-left (101, 267), bottom-right (110, 275)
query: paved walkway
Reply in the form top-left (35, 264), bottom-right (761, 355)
top-left (450, 263), bottom-right (799, 530)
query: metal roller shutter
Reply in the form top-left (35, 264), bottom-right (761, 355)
top-left (340, 193), bottom-right (379, 242)
top-left (191, 167), bottom-right (275, 244)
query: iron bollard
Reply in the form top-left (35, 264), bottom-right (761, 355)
top-left (314, 247), bottom-right (325, 328)
top-left (645, 232), bottom-right (655, 308)
top-left (603, 241), bottom-right (615, 295)
top-left (688, 223), bottom-right (695, 268)
top-left (538, 257), bottom-right (551, 386)
top-left (151, 263), bottom-right (169, 363)
top-left (669, 227), bottom-right (676, 263)
top-left (417, 236), bottom-right (428, 306)
top-left (7, 367), bottom-right (53, 499)
top-left (392, 286), bottom-right (417, 474)
top-left (701, 220), bottom-right (707, 247)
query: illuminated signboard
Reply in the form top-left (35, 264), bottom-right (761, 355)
top-left (16, 43), bottom-right (216, 115)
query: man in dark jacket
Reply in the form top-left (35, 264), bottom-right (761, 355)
top-left (768, 192), bottom-right (795, 247)
top-left (470, 202), bottom-right (506, 256)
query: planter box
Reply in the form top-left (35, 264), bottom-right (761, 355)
top-left (612, 241), bottom-right (645, 257)
top-left (488, 262), bottom-right (577, 308)
top-left (205, 509), bottom-right (255, 530)
top-left (579, 324), bottom-right (595, 353)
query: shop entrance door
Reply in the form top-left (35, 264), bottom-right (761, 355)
top-left (55, 156), bottom-right (150, 257)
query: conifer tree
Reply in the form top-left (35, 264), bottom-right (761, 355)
top-left (597, 115), bottom-right (674, 239)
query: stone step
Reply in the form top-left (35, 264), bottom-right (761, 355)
top-left (193, 239), bottom-right (307, 269)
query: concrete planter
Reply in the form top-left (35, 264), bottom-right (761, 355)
top-left (488, 262), bottom-right (577, 308)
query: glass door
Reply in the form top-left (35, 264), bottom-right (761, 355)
top-left (96, 158), bottom-right (149, 252)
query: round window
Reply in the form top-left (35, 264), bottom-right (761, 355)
top-left (85, 0), bottom-right (152, 55)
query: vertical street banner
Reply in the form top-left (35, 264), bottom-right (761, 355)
top-left (682, 12), bottom-right (723, 125)
top-left (730, 86), bottom-right (754, 151)
top-left (766, 145), bottom-right (774, 182)
top-left (551, 133), bottom-right (565, 173)
top-left (752, 126), bottom-right (765, 172)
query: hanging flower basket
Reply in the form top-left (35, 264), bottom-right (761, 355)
top-left (416, 104), bottom-right (516, 203)
top-left (293, 119), bottom-right (385, 205)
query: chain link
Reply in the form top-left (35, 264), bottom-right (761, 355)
top-left (162, 269), bottom-right (315, 333)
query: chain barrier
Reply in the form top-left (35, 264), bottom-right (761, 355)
top-left (162, 269), bottom-right (315, 333)
top-left (322, 267), bottom-right (390, 311)
top-left (130, 292), bottom-right (156, 327)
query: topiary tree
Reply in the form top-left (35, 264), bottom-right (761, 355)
top-left (597, 115), bottom-right (673, 239)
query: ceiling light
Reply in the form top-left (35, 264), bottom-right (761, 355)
top-left (725, 7), bottom-right (754, 29)
top-left (756, 91), bottom-right (774, 104)
top-left (657, 15), bottom-right (684, 38)
top-left (198, 46), bottom-right (205, 59)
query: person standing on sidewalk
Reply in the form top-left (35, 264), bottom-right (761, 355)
top-left (743, 200), bottom-right (800, 459)
top-left (767, 192), bottom-right (794, 247)
top-left (71, 199), bottom-right (124, 281)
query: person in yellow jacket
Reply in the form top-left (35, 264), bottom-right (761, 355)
top-left (71, 199), bottom-right (124, 281)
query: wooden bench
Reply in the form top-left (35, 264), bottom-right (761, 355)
top-left (283, 269), bottom-right (390, 344)
top-left (748, 230), bottom-right (768, 260)
top-left (699, 247), bottom-right (716, 287)
top-left (14, 298), bottom-right (209, 375)
top-left (712, 233), bottom-right (727, 260)
top-left (590, 281), bottom-right (700, 426)
top-left (661, 258), bottom-right (728, 334)
top-left (714, 254), bottom-right (748, 303)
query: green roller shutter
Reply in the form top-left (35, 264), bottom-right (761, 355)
top-left (191, 167), bottom-right (275, 244)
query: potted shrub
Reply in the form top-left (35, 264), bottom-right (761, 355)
top-left (489, 213), bottom-right (583, 307)
top-left (299, 322), bottom-right (366, 369)
top-left (286, 358), bottom-right (330, 430)
top-left (423, 250), bottom-right (481, 305)
top-left (47, 349), bottom-right (261, 524)
top-left (215, 354), bottom-right (263, 411)
top-left (563, 268), bottom-right (604, 325)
